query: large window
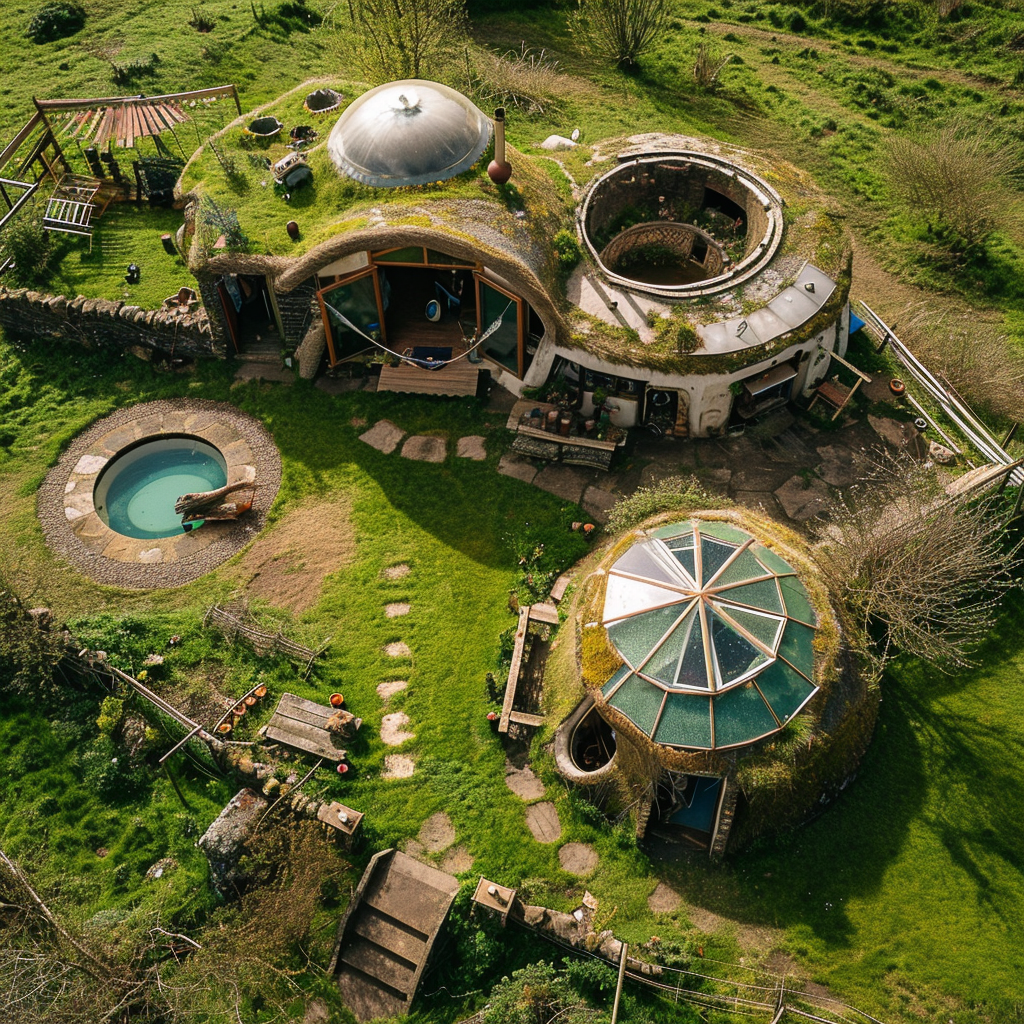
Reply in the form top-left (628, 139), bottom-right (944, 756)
top-left (476, 276), bottom-right (524, 377)
top-left (318, 270), bottom-right (385, 365)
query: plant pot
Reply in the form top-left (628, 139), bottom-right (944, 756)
top-left (254, 684), bottom-right (268, 698)
top-left (244, 695), bottom-right (257, 707)
top-left (330, 692), bottom-right (345, 707)
top-left (336, 762), bottom-right (349, 774)
top-left (218, 722), bottom-right (233, 735)
top-left (890, 378), bottom-right (906, 396)
top-left (233, 704), bottom-right (247, 716)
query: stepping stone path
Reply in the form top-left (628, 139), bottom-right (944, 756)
top-left (377, 680), bottom-right (408, 700)
top-left (774, 474), bottom-right (832, 521)
top-left (384, 564), bottom-right (411, 580)
top-left (582, 485), bottom-right (617, 524)
top-left (418, 811), bottom-right (456, 853)
top-left (381, 712), bottom-right (415, 746)
top-left (526, 802), bottom-right (562, 843)
top-left (505, 762), bottom-right (546, 801)
top-left (648, 882), bottom-right (682, 914)
top-left (497, 452), bottom-right (538, 484)
top-left (401, 435), bottom-right (446, 462)
top-left (385, 641), bottom-right (412, 657)
top-left (441, 845), bottom-right (474, 874)
top-left (385, 603), bottom-right (410, 618)
top-left (382, 754), bottom-right (416, 779)
top-left (359, 420), bottom-right (405, 454)
top-left (558, 842), bottom-right (598, 876)
top-left (456, 435), bottom-right (487, 460)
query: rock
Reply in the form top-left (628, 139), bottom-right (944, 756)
top-left (526, 801), bottom-right (562, 843)
top-left (197, 788), bottom-right (268, 895)
top-left (497, 452), bottom-right (539, 484)
top-left (359, 419), bottom-right (405, 454)
top-left (868, 414), bottom-right (916, 449)
top-left (456, 435), bottom-right (487, 460)
top-left (145, 857), bottom-right (178, 881)
top-left (928, 440), bottom-right (956, 465)
top-left (523, 904), bottom-right (547, 927)
top-left (582, 486), bottom-right (617, 524)
top-left (595, 930), bottom-right (623, 961)
top-left (773, 474), bottom-right (832, 521)
top-left (541, 135), bottom-right (577, 151)
top-left (545, 910), bottom-right (580, 943)
top-left (400, 435), bottom-right (446, 462)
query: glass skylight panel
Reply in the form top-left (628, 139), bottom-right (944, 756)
top-left (676, 611), bottom-right (711, 689)
top-left (654, 694), bottom-right (712, 748)
top-left (709, 609), bottom-right (768, 685)
top-left (712, 683), bottom-right (778, 747)
top-left (603, 575), bottom-right (683, 622)
top-left (716, 577), bottom-right (784, 614)
top-left (750, 542), bottom-right (797, 577)
top-left (607, 604), bottom-right (687, 669)
top-left (601, 664), bottom-right (631, 699)
top-left (715, 602), bottom-right (784, 651)
top-left (780, 577), bottom-right (817, 626)
top-left (754, 661), bottom-right (816, 723)
top-left (700, 537), bottom-right (736, 584)
top-left (697, 521), bottom-right (751, 545)
top-left (777, 620), bottom-right (816, 680)
top-left (609, 541), bottom-right (681, 587)
top-left (651, 521), bottom-right (694, 541)
top-left (641, 604), bottom-right (697, 686)
top-left (711, 548), bottom-right (770, 589)
top-left (608, 672), bottom-right (665, 736)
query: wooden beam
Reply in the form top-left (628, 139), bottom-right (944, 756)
top-left (158, 724), bottom-right (203, 764)
top-left (498, 606), bottom-right (531, 734)
top-left (33, 84), bottom-right (240, 113)
top-left (818, 344), bottom-right (872, 383)
top-left (0, 111), bottom-right (44, 171)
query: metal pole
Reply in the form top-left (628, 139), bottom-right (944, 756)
top-left (610, 942), bottom-right (628, 1024)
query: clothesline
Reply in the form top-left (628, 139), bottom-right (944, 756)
top-left (322, 298), bottom-right (512, 370)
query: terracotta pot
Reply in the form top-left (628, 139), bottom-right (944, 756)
top-left (330, 692), bottom-right (345, 708)
top-left (218, 722), bottom-right (233, 735)
top-left (254, 684), bottom-right (268, 698)
top-left (244, 695), bottom-right (257, 707)
top-left (233, 704), bottom-right (246, 716)
top-left (890, 378), bottom-right (906, 396)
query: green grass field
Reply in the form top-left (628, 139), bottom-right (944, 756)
top-left (2, 1), bottom-right (1024, 1021)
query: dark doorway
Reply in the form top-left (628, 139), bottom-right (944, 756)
top-left (216, 274), bottom-right (280, 357)
top-left (703, 186), bottom-right (746, 226)
top-left (380, 265), bottom-right (476, 352)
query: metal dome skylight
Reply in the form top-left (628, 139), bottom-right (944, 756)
top-left (327, 80), bottom-right (492, 188)
top-left (599, 521), bottom-right (819, 750)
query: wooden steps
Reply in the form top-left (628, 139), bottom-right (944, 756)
top-left (334, 851), bottom-right (459, 1021)
top-left (377, 362), bottom-right (481, 397)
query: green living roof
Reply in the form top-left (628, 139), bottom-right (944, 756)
top-left (599, 521), bottom-right (818, 751)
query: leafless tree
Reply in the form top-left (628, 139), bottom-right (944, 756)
top-left (345, 0), bottom-right (466, 82)
top-left (885, 118), bottom-right (1016, 248)
top-left (567, 0), bottom-right (669, 71)
top-left (813, 452), bottom-right (1021, 670)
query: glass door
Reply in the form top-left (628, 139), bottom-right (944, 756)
top-left (475, 275), bottom-right (524, 378)
top-left (317, 269), bottom-right (386, 366)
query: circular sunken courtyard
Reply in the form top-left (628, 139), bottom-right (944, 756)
top-left (39, 400), bottom-right (281, 588)
top-left (579, 150), bottom-right (784, 298)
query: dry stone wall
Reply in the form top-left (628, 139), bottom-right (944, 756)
top-left (0, 285), bottom-right (227, 360)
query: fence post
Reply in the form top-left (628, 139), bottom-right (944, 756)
top-left (610, 942), bottom-right (628, 1024)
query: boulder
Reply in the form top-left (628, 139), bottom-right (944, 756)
top-left (928, 440), bottom-right (956, 465)
top-left (541, 135), bottom-right (577, 151)
top-left (198, 788), bottom-right (268, 896)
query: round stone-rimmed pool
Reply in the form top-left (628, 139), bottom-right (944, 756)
top-left (39, 400), bottom-right (281, 588)
top-left (94, 436), bottom-right (228, 540)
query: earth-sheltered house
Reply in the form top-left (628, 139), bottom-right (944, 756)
top-left (179, 78), bottom-right (854, 438)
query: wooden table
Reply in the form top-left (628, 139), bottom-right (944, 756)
top-left (265, 692), bottom-right (347, 761)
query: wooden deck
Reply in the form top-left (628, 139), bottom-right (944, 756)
top-left (265, 692), bottom-right (347, 761)
top-left (377, 361), bottom-right (481, 397)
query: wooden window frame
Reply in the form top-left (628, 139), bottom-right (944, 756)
top-left (316, 267), bottom-right (386, 367)
top-left (474, 273), bottom-right (525, 379)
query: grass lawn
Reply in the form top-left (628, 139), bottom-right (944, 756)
top-left (2, 1), bottom-right (1024, 1021)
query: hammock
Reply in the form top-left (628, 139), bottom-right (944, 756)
top-left (322, 297), bottom-right (512, 369)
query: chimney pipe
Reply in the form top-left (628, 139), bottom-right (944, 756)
top-left (487, 107), bottom-right (512, 185)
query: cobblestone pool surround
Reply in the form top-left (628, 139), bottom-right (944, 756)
top-left (38, 400), bottom-right (281, 588)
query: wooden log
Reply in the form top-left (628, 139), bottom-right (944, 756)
top-left (175, 477), bottom-right (254, 515)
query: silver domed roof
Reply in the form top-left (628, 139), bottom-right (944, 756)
top-left (328, 80), bottom-right (492, 188)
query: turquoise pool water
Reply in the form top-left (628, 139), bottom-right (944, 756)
top-left (94, 437), bottom-right (227, 540)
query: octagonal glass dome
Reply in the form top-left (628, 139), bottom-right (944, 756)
top-left (327, 80), bottom-right (492, 188)
top-left (599, 521), bottom-right (819, 750)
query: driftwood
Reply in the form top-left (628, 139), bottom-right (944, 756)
top-left (175, 478), bottom-right (255, 523)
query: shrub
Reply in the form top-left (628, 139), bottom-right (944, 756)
top-left (567, 0), bottom-right (669, 71)
top-left (552, 229), bottom-right (582, 275)
top-left (606, 476), bottom-right (727, 533)
top-left (96, 697), bottom-right (125, 738)
top-left (0, 209), bottom-right (69, 287)
top-left (26, 1), bottom-right (85, 43)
